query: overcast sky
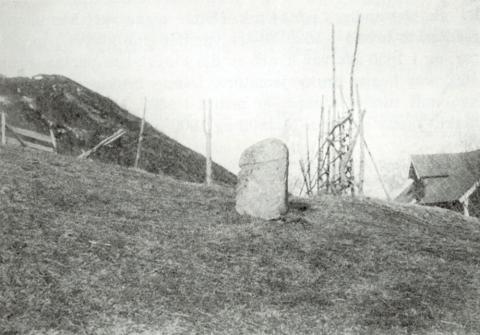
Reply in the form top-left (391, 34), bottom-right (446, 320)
top-left (1, 0), bottom-right (479, 197)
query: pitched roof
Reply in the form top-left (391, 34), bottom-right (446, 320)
top-left (408, 150), bottom-right (480, 204)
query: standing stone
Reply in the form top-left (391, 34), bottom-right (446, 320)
top-left (236, 138), bottom-right (289, 219)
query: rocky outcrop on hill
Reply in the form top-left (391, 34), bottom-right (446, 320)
top-left (0, 74), bottom-right (236, 185)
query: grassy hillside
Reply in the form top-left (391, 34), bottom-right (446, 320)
top-left (0, 74), bottom-right (236, 185)
top-left (1, 146), bottom-right (480, 334)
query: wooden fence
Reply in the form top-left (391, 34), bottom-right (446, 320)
top-left (78, 128), bottom-right (125, 159)
top-left (1, 111), bottom-right (57, 153)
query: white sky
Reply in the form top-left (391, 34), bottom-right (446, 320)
top-left (1, 0), bottom-right (479, 197)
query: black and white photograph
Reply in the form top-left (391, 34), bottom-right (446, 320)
top-left (1, 1), bottom-right (480, 334)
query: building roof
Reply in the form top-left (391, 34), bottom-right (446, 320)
top-left (395, 179), bottom-right (417, 203)
top-left (401, 149), bottom-right (480, 204)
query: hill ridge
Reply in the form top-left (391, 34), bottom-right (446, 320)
top-left (0, 73), bottom-right (236, 185)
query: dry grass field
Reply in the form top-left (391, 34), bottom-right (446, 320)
top-left (1, 146), bottom-right (480, 334)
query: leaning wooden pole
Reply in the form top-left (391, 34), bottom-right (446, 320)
top-left (299, 160), bottom-right (309, 197)
top-left (134, 97), bottom-right (147, 169)
top-left (363, 136), bottom-right (391, 200)
top-left (343, 109), bottom-right (366, 164)
top-left (203, 99), bottom-right (213, 186)
top-left (5, 124), bottom-right (27, 147)
top-left (79, 129), bottom-right (126, 159)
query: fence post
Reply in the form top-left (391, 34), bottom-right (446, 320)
top-left (134, 97), bottom-right (147, 169)
top-left (203, 99), bottom-right (213, 186)
top-left (1, 110), bottom-right (5, 145)
top-left (49, 127), bottom-right (57, 151)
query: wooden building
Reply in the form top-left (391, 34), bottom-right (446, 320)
top-left (396, 149), bottom-right (480, 217)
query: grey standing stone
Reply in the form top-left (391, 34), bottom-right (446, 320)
top-left (236, 138), bottom-right (289, 219)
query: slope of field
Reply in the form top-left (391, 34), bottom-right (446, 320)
top-left (0, 74), bottom-right (236, 185)
top-left (1, 146), bottom-right (480, 334)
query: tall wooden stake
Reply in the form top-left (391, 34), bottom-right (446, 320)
top-left (203, 99), bottom-right (213, 186)
top-left (317, 96), bottom-right (325, 194)
top-left (1, 110), bottom-right (5, 145)
top-left (345, 14), bottom-right (362, 195)
top-left (326, 107), bottom-right (332, 193)
top-left (331, 24), bottom-right (337, 123)
top-left (305, 124), bottom-right (312, 195)
top-left (350, 15), bottom-right (361, 111)
top-left (331, 24), bottom-right (339, 190)
top-left (134, 97), bottom-right (147, 169)
top-left (356, 85), bottom-right (365, 194)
